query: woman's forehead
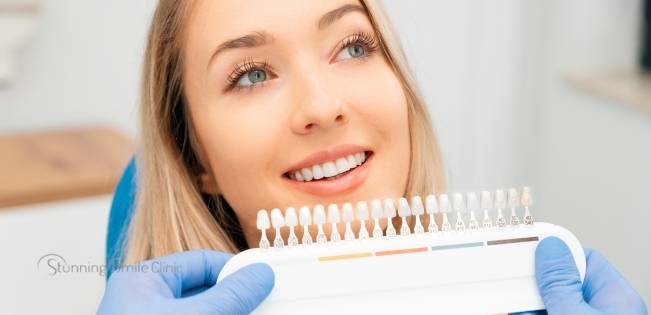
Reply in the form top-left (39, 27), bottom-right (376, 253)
top-left (184, 0), bottom-right (370, 64)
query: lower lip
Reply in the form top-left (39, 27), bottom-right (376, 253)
top-left (282, 152), bottom-right (373, 197)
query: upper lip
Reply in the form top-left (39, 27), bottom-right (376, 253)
top-left (283, 144), bottom-right (371, 175)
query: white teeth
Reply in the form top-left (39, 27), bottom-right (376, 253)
top-left (257, 209), bottom-right (270, 230)
top-left (322, 161), bottom-right (338, 177)
top-left (347, 155), bottom-right (357, 168)
top-left (480, 191), bottom-right (493, 209)
top-left (300, 168), bottom-right (313, 181)
top-left (398, 197), bottom-right (411, 217)
top-left (494, 189), bottom-right (506, 209)
top-left (299, 206), bottom-right (312, 226)
top-left (370, 199), bottom-right (383, 219)
top-left (411, 196), bottom-right (425, 215)
top-left (508, 188), bottom-right (520, 208)
top-left (335, 158), bottom-right (350, 174)
top-left (453, 193), bottom-right (466, 213)
top-left (287, 151), bottom-right (369, 181)
top-left (342, 203), bottom-right (354, 222)
top-left (521, 187), bottom-right (533, 207)
top-left (312, 165), bottom-right (324, 180)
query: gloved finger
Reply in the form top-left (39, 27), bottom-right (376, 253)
top-left (534, 236), bottom-right (593, 314)
top-left (151, 250), bottom-right (234, 298)
top-left (509, 310), bottom-right (547, 315)
top-left (582, 249), bottom-right (647, 312)
top-left (189, 263), bottom-right (275, 314)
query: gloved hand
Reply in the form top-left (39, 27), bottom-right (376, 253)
top-left (97, 249), bottom-right (274, 315)
top-left (514, 237), bottom-right (648, 315)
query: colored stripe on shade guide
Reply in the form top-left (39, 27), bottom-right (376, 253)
top-left (375, 247), bottom-right (428, 256)
top-left (318, 252), bottom-right (373, 262)
top-left (487, 236), bottom-right (539, 246)
top-left (430, 242), bottom-right (484, 251)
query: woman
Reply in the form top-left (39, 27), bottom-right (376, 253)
top-left (97, 1), bottom-right (647, 314)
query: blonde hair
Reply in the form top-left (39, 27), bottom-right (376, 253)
top-left (123, 0), bottom-right (444, 265)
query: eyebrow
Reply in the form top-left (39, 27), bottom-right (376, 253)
top-left (208, 3), bottom-right (366, 67)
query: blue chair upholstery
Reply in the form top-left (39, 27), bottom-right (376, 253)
top-left (105, 157), bottom-right (136, 279)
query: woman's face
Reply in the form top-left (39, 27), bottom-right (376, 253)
top-left (183, 0), bottom-right (410, 246)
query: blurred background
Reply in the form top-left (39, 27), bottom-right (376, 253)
top-left (1, 0), bottom-right (649, 314)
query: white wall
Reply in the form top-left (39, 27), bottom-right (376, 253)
top-left (519, 0), bottom-right (651, 303)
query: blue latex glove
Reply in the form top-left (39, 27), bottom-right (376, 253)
top-left (97, 249), bottom-right (274, 315)
top-left (514, 237), bottom-right (648, 315)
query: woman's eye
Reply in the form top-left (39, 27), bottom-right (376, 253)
top-left (235, 69), bottom-right (267, 87)
top-left (335, 43), bottom-right (366, 61)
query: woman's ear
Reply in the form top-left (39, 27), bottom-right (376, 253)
top-left (198, 172), bottom-right (220, 195)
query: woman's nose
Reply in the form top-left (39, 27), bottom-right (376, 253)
top-left (289, 72), bottom-right (349, 135)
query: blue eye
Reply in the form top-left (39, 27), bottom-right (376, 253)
top-left (236, 69), bottom-right (267, 87)
top-left (337, 44), bottom-right (366, 60)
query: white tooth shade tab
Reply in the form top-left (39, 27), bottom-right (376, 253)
top-left (313, 204), bottom-right (326, 225)
top-left (327, 204), bottom-right (340, 223)
top-left (335, 158), bottom-right (350, 173)
top-left (508, 188), bottom-right (520, 208)
top-left (255, 187), bottom-right (533, 248)
top-left (342, 203), bottom-right (355, 222)
top-left (425, 195), bottom-right (439, 214)
top-left (398, 198), bottom-right (411, 217)
top-left (383, 198), bottom-right (397, 218)
top-left (370, 199), bottom-right (383, 219)
top-left (356, 201), bottom-right (369, 220)
top-left (453, 193), bottom-right (466, 212)
top-left (312, 165), bottom-right (324, 180)
top-left (323, 162), bottom-right (338, 177)
top-left (480, 191), bottom-right (493, 209)
top-left (410, 196), bottom-right (425, 215)
top-left (438, 194), bottom-right (452, 213)
top-left (270, 208), bottom-right (285, 228)
top-left (285, 207), bottom-right (298, 227)
top-left (257, 209), bottom-right (270, 230)
top-left (494, 190), bottom-right (506, 209)
top-left (521, 187), bottom-right (533, 206)
top-left (299, 206), bottom-right (312, 226)
top-left (466, 192), bottom-right (479, 212)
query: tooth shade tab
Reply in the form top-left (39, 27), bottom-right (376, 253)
top-left (494, 189), bottom-right (506, 209)
top-left (371, 199), bottom-right (383, 219)
top-left (467, 192), bottom-right (479, 212)
top-left (508, 188), bottom-right (520, 208)
top-left (383, 198), bottom-right (397, 218)
top-left (425, 195), bottom-right (439, 214)
top-left (410, 196), bottom-right (425, 215)
top-left (299, 206), bottom-right (312, 226)
top-left (480, 191), bottom-right (493, 209)
top-left (270, 208), bottom-right (285, 228)
top-left (521, 187), bottom-right (533, 206)
top-left (257, 209), bottom-right (270, 230)
top-left (438, 194), bottom-right (452, 213)
top-left (453, 193), bottom-right (466, 212)
top-left (356, 201), bottom-right (369, 220)
top-left (342, 203), bottom-right (355, 222)
top-left (285, 207), bottom-right (298, 227)
top-left (313, 204), bottom-right (326, 225)
top-left (327, 204), bottom-right (341, 223)
top-left (398, 197), bottom-right (411, 217)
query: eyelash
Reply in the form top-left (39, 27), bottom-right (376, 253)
top-left (224, 31), bottom-right (380, 93)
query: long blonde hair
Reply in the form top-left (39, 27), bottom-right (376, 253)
top-left (123, 0), bottom-right (444, 265)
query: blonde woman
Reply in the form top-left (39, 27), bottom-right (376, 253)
top-left (97, 1), bottom-right (647, 314)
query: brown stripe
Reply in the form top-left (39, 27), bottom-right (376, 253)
top-left (487, 236), bottom-right (539, 246)
top-left (318, 252), bottom-right (373, 262)
top-left (375, 247), bottom-right (428, 256)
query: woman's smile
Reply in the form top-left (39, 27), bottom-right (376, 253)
top-left (281, 144), bottom-right (373, 196)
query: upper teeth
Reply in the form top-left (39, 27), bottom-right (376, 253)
top-left (290, 152), bottom-right (367, 181)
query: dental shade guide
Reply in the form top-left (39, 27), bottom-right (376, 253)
top-left (219, 187), bottom-right (586, 314)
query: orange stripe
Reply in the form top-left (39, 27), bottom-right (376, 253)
top-left (375, 247), bottom-right (428, 256)
top-left (318, 252), bottom-right (373, 262)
